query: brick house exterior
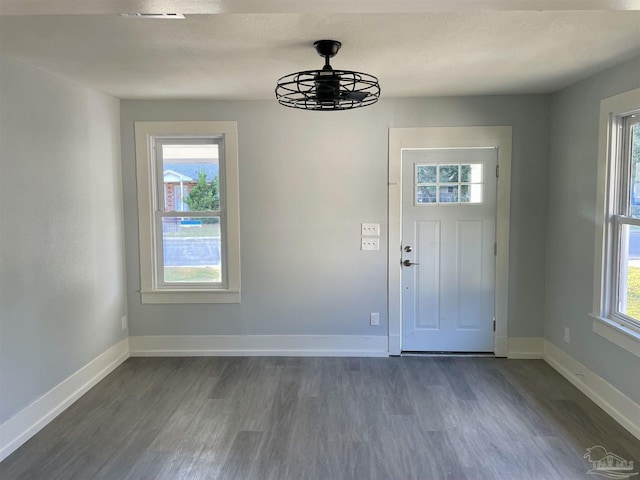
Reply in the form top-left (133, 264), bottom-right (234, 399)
top-left (163, 163), bottom-right (218, 212)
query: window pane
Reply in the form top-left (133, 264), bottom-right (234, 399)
top-left (439, 185), bottom-right (458, 203)
top-left (416, 162), bottom-right (485, 205)
top-left (461, 184), bottom-right (483, 203)
top-left (417, 185), bottom-right (437, 204)
top-left (162, 217), bottom-right (221, 283)
top-left (460, 164), bottom-right (483, 183)
top-left (162, 144), bottom-right (219, 213)
top-left (417, 165), bottom-right (437, 184)
top-left (618, 223), bottom-right (640, 321)
top-left (439, 165), bottom-right (459, 183)
top-left (631, 124), bottom-right (640, 218)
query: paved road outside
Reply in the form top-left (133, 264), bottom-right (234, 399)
top-left (163, 237), bottom-right (221, 266)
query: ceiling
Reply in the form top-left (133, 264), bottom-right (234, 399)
top-left (0, 1), bottom-right (639, 100)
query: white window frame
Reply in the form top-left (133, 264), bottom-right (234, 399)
top-left (592, 88), bottom-right (640, 357)
top-left (135, 121), bottom-right (240, 304)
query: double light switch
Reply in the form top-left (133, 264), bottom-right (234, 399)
top-left (361, 223), bottom-right (380, 251)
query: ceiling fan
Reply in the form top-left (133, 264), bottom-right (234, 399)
top-left (275, 40), bottom-right (381, 111)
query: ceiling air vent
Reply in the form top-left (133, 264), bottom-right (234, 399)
top-left (120, 13), bottom-right (185, 19)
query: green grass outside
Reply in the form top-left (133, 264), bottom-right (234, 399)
top-left (164, 266), bottom-right (221, 283)
top-left (627, 266), bottom-right (640, 319)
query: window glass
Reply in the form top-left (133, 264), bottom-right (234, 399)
top-left (417, 165), bottom-right (437, 183)
top-left (461, 163), bottom-right (483, 183)
top-left (618, 224), bottom-right (640, 322)
top-left (461, 184), bottom-right (483, 203)
top-left (630, 124), bottom-right (640, 218)
top-left (612, 115), bottom-right (640, 327)
top-left (415, 163), bottom-right (483, 205)
top-left (439, 164), bottom-right (459, 183)
top-left (439, 185), bottom-right (458, 203)
top-left (155, 138), bottom-right (224, 287)
top-left (161, 217), bottom-right (221, 284)
top-left (417, 185), bottom-right (437, 204)
top-left (161, 144), bottom-right (219, 213)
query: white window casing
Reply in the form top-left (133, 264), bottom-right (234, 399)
top-left (135, 121), bottom-right (240, 304)
top-left (592, 88), bottom-right (640, 356)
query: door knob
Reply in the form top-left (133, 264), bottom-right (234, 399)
top-left (404, 246), bottom-right (412, 252)
top-left (402, 259), bottom-right (419, 267)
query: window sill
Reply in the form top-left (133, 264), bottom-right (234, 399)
top-left (141, 289), bottom-right (240, 304)
top-left (590, 314), bottom-right (640, 358)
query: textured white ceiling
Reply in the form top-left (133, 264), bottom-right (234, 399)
top-left (0, 9), bottom-right (638, 99)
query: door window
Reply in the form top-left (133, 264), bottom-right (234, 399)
top-left (415, 163), bottom-right (483, 205)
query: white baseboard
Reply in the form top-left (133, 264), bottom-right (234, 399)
top-left (543, 339), bottom-right (640, 441)
top-left (0, 338), bottom-right (130, 462)
top-left (129, 335), bottom-right (389, 357)
top-left (508, 337), bottom-right (544, 359)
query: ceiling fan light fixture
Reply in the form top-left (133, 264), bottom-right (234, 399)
top-left (275, 40), bottom-right (380, 111)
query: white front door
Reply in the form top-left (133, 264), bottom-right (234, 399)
top-left (401, 148), bottom-right (497, 352)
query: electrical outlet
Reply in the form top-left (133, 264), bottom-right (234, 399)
top-left (361, 238), bottom-right (380, 251)
top-left (361, 223), bottom-right (380, 236)
top-left (122, 315), bottom-right (128, 330)
top-left (370, 312), bottom-right (380, 326)
top-left (564, 327), bottom-right (570, 343)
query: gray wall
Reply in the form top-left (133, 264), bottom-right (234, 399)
top-left (546, 56), bottom-right (640, 404)
top-left (0, 56), bottom-right (127, 423)
top-left (120, 95), bottom-right (550, 339)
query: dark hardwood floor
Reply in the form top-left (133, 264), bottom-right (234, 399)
top-left (1, 357), bottom-right (638, 479)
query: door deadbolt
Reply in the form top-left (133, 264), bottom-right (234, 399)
top-left (404, 246), bottom-right (412, 252)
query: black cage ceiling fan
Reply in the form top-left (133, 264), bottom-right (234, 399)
top-left (275, 40), bottom-right (381, 111)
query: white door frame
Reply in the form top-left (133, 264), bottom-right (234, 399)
top-left (388, 127), bottom-right (512, 356)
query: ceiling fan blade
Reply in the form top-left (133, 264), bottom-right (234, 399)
top-left (342, 91), bottom-right (369, 102)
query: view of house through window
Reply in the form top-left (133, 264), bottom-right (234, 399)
top-left (617, 120), bottom-right (640, 323)
top-left (157, 140), bottom-right (223, 285)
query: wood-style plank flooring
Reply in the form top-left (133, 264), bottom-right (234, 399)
top-left (1, 357), bottom-right (638, 479)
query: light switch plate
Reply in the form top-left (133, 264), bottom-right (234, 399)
top-left (361, 238), bottom-right (380, 251)
top-left (361, 223), bottom-right (380, 236)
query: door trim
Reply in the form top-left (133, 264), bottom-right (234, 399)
top-left (388, 127), bottom-right (512, 356)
